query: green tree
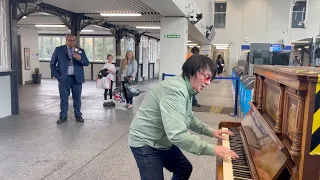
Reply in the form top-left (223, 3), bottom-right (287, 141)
top-left (94, 38), bottom-right (104, 61)
top-left (84, 38), bottom-right (93, 61)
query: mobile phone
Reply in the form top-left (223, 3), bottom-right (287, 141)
top-left (74, 48), bottom-right (79, 53)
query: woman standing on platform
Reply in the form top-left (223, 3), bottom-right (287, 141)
top-left (216, 54), bottom-right (225, 76)
top-left (119, 51), bottom-right (138, 109)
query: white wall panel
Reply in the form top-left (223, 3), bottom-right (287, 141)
top-left (39, 61), bottom-right (51, 78)
top-left (19, 27), bottom-right (40, 84)
top-left (0, 76), bottom-right (11, 118)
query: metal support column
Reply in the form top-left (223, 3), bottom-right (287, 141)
top-left (9, 0), bottom-right (19, 114)
top-left (115, 29), bottom-right (123, 87)
top-left (70, 13), bottom-right (84, 46)
top-left (134, 34), bottom-right (141, 82)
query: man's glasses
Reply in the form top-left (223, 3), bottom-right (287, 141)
top-left (67, 39), bottom-right (76, 42)
top-left (199, 71), bottom-right (212, 81)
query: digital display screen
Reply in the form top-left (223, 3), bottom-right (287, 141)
top-left (270, 44), bottom-right (281, 52)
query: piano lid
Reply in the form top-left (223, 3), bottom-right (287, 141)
top-left (241, 102), bottom-right (289, 180)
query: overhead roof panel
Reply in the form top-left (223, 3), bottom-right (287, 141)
top-left (41, 0), bottom-right (158, 14)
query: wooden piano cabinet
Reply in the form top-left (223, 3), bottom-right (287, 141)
top-left (298, 81), bottom-right (320, 180)
top-left (261, 79), bottom-right (285, 134)
top-left (252, 65), bottom-right (320, 180)
top-left (257, 76), bottom-right (264, 111)
top-left (282, 87), bottom-right (305, 163)
top-left (252, 74), bottom-right (259, 105)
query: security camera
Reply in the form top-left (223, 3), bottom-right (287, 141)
top-left (187, 2), bottom-right (203, 24)
top-left (188, 8), bottom-right (202, 24)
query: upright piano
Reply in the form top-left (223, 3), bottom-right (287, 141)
top-left (217, 65), bottom-right (320, 180)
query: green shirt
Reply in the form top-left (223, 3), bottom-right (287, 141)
top-left (129, 75), bottom-right (216, 156)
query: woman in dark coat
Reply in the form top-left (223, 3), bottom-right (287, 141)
top-left (216, 55), bottom-right (225, 76)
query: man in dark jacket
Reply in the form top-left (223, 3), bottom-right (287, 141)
top-left (50, 34), bottom-right (89, 124)
top-left (190, 46), bottom-right (201, 107)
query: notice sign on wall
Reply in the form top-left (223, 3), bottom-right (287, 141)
top-left (164, 34), bottom-right (180, 38)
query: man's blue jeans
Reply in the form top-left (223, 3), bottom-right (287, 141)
top-left (130, 145), bottom-right (192, 180)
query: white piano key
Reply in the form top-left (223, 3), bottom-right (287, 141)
top-left (222, 127), bottom-right (234, 180)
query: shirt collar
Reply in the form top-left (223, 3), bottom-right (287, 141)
top-left (182, 75), bottom-right (197, 97)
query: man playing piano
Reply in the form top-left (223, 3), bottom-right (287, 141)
top-left (129, 55), bottom-right (239, 180)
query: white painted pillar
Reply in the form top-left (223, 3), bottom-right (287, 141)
top-left (159, 17), bottom-right (188, 79)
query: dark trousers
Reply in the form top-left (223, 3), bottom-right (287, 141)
top-left (130, 145), bottom-right (192, 180)
top-left (58, 75), bottom-right (82, 118)
top-left (218, 67), bottom-right (223, 74)
top-left (121, 81), bottom-right (133, 104)
top-left (104, 80), bottom-right (113, 100)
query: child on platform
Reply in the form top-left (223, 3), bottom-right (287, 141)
top-left (103, 54), bottom-right (116, 106)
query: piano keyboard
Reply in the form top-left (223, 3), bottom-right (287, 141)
top-left (222, 127), bottom-right (253, 180)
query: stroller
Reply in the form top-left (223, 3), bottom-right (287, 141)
top-left (113, 86), bottom-right (126, 103)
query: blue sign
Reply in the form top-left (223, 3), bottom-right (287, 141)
top-left (270, 44), bottom-right (281, 52)
top-left (283, 45), bottom-right (292, 51)
top-left (241, 45), bottom-right (250, 51)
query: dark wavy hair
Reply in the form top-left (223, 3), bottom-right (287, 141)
top-left (183, 55), bottom-right (217, 80)
top-left (191, 46), bottom-right (200, 54)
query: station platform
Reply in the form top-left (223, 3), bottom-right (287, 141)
top-left (0, 78), bottom-right (236, 180)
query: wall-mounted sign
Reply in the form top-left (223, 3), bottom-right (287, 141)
top-left (283, 45), bottom-right (293, 51)
top-left (241, 45), bottom-right (250, 51)
top-left (164, 34), bottom-right (180, 38)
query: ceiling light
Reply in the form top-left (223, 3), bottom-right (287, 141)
top-left (23, 16), bottom-right (27, 18)
top-left (214, 46), bottom-right (229, 48)
top-left (187, 44), bottom-right (198, 46)
top-left (187, 40), bottom-right (192, 42)
top-left (81, 30), bottom-right (94, 32)
top-left (215, 47), bottom-right (229, 50)
top-left (100, 13), bottom-right (141, 17)
top-left (212, 44), bottom-right (229, 46)
top-left (136, 26), bottom-right (161, 29)
top-left (35, 24), bottom-right (65, 27)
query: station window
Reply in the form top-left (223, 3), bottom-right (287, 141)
top-left (148, 39), bottom-right (157, 63)
top-left (214, 3), bottom-right (227, 28)
top-left (121, 37), bottom-right (135, 60)
top-left (38, 36), bottom-right (116, 62)
top-left (140, 36), bottom-right (148, 64)
top-left (291, 0), bottom-right (306, 28)
top-left (0, 0), bottom-right (8, 71)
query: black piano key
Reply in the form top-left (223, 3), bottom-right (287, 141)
top-left (232, 162), bottom-right (248, 166)
top-left (232, 161), bottom-right (248, 165)
top-left (233, 169), bottom-right (251, 173)
top-left (233, 171), bottom-right (252, 178)
top-left (233, 166), bottom-right (250, 171)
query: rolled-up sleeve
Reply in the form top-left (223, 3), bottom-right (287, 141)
top-left (159, 92), bottom-right (215, 156)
